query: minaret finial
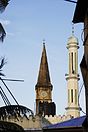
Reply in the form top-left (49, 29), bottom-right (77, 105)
top-left (72, 23), bottom-right (74, 35)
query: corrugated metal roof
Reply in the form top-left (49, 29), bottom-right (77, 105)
top-left (44, 116), bottom-right (86, 129)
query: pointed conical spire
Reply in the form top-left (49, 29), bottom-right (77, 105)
top-left (36, 41), bottom-right (52, 88)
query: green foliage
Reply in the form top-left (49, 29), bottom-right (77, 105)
top-left (0, 57), bottom-right (7, 76)
top-left (0, 23), bottom-right (6, 42)
top-left (0, 0), bottom-right (10, 13)
top-left (0, 0), bottom-right (10, 42)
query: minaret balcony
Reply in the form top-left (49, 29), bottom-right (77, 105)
top-left (66, 44), bottom-right (79, 49)
top-left (65, 73), bottom-right (80, 80)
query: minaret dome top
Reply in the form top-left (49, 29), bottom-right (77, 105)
top-left (67, 35), bottom-right (79, 49)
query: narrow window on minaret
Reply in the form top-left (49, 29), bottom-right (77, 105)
top-left (75, 89), bottom-right (77, 104)
top-left (69, 53), bottom-right (71, 74)
top-left (71, 53), bottom-right (74, 74)
top-left (75, 52), bottom-right (76, 74)
top-left (71, 89), bottom-right (73, 103)
top-left (68, 89), bottom-right (70, 103)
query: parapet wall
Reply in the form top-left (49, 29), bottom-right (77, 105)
top-left (44, 114), bottom-right (73, 124)
top-left (0, 115), bottom-right (43, 129)
top-left (0, 114), bottom-right (73, 129)
top-left (0, 114), bottom-right (53, 130)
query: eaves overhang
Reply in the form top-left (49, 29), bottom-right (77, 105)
top-left (73, 0), bottom-right (88, 23)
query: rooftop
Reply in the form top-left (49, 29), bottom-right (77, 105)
top-left (44, 116), bottom-right (86, 129)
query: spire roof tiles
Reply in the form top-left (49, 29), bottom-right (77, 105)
top-left (36, 43), bottom-right (52, 88)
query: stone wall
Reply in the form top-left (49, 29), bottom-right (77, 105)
top-left (45, 114), bottom-right (73, 124)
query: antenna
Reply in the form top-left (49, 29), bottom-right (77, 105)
top-left (0, 77), bottom-right (19, 105)
top-left (0, 57), bottom-right (24, 106)
top-left (0, 86), bottom-right (11, 105)
top-left (2, 78), bottom-right (24, 82)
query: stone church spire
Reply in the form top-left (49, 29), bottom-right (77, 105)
top-left (36, 42), bottom-right (52, 88)
top-left (35, 42), bottom-right (56, 116)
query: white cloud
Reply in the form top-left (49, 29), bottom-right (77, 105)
top-left (0, 19), bottom-right (11, 26)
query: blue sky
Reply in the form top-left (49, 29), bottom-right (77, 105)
top-left (0, 0), bottom-right (85, 116)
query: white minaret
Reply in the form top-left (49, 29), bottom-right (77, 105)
top-left (65, 32), bottom-right (80, 118)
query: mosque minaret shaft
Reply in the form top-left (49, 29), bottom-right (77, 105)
top-left (65, 34), bottom-right (80, 118)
